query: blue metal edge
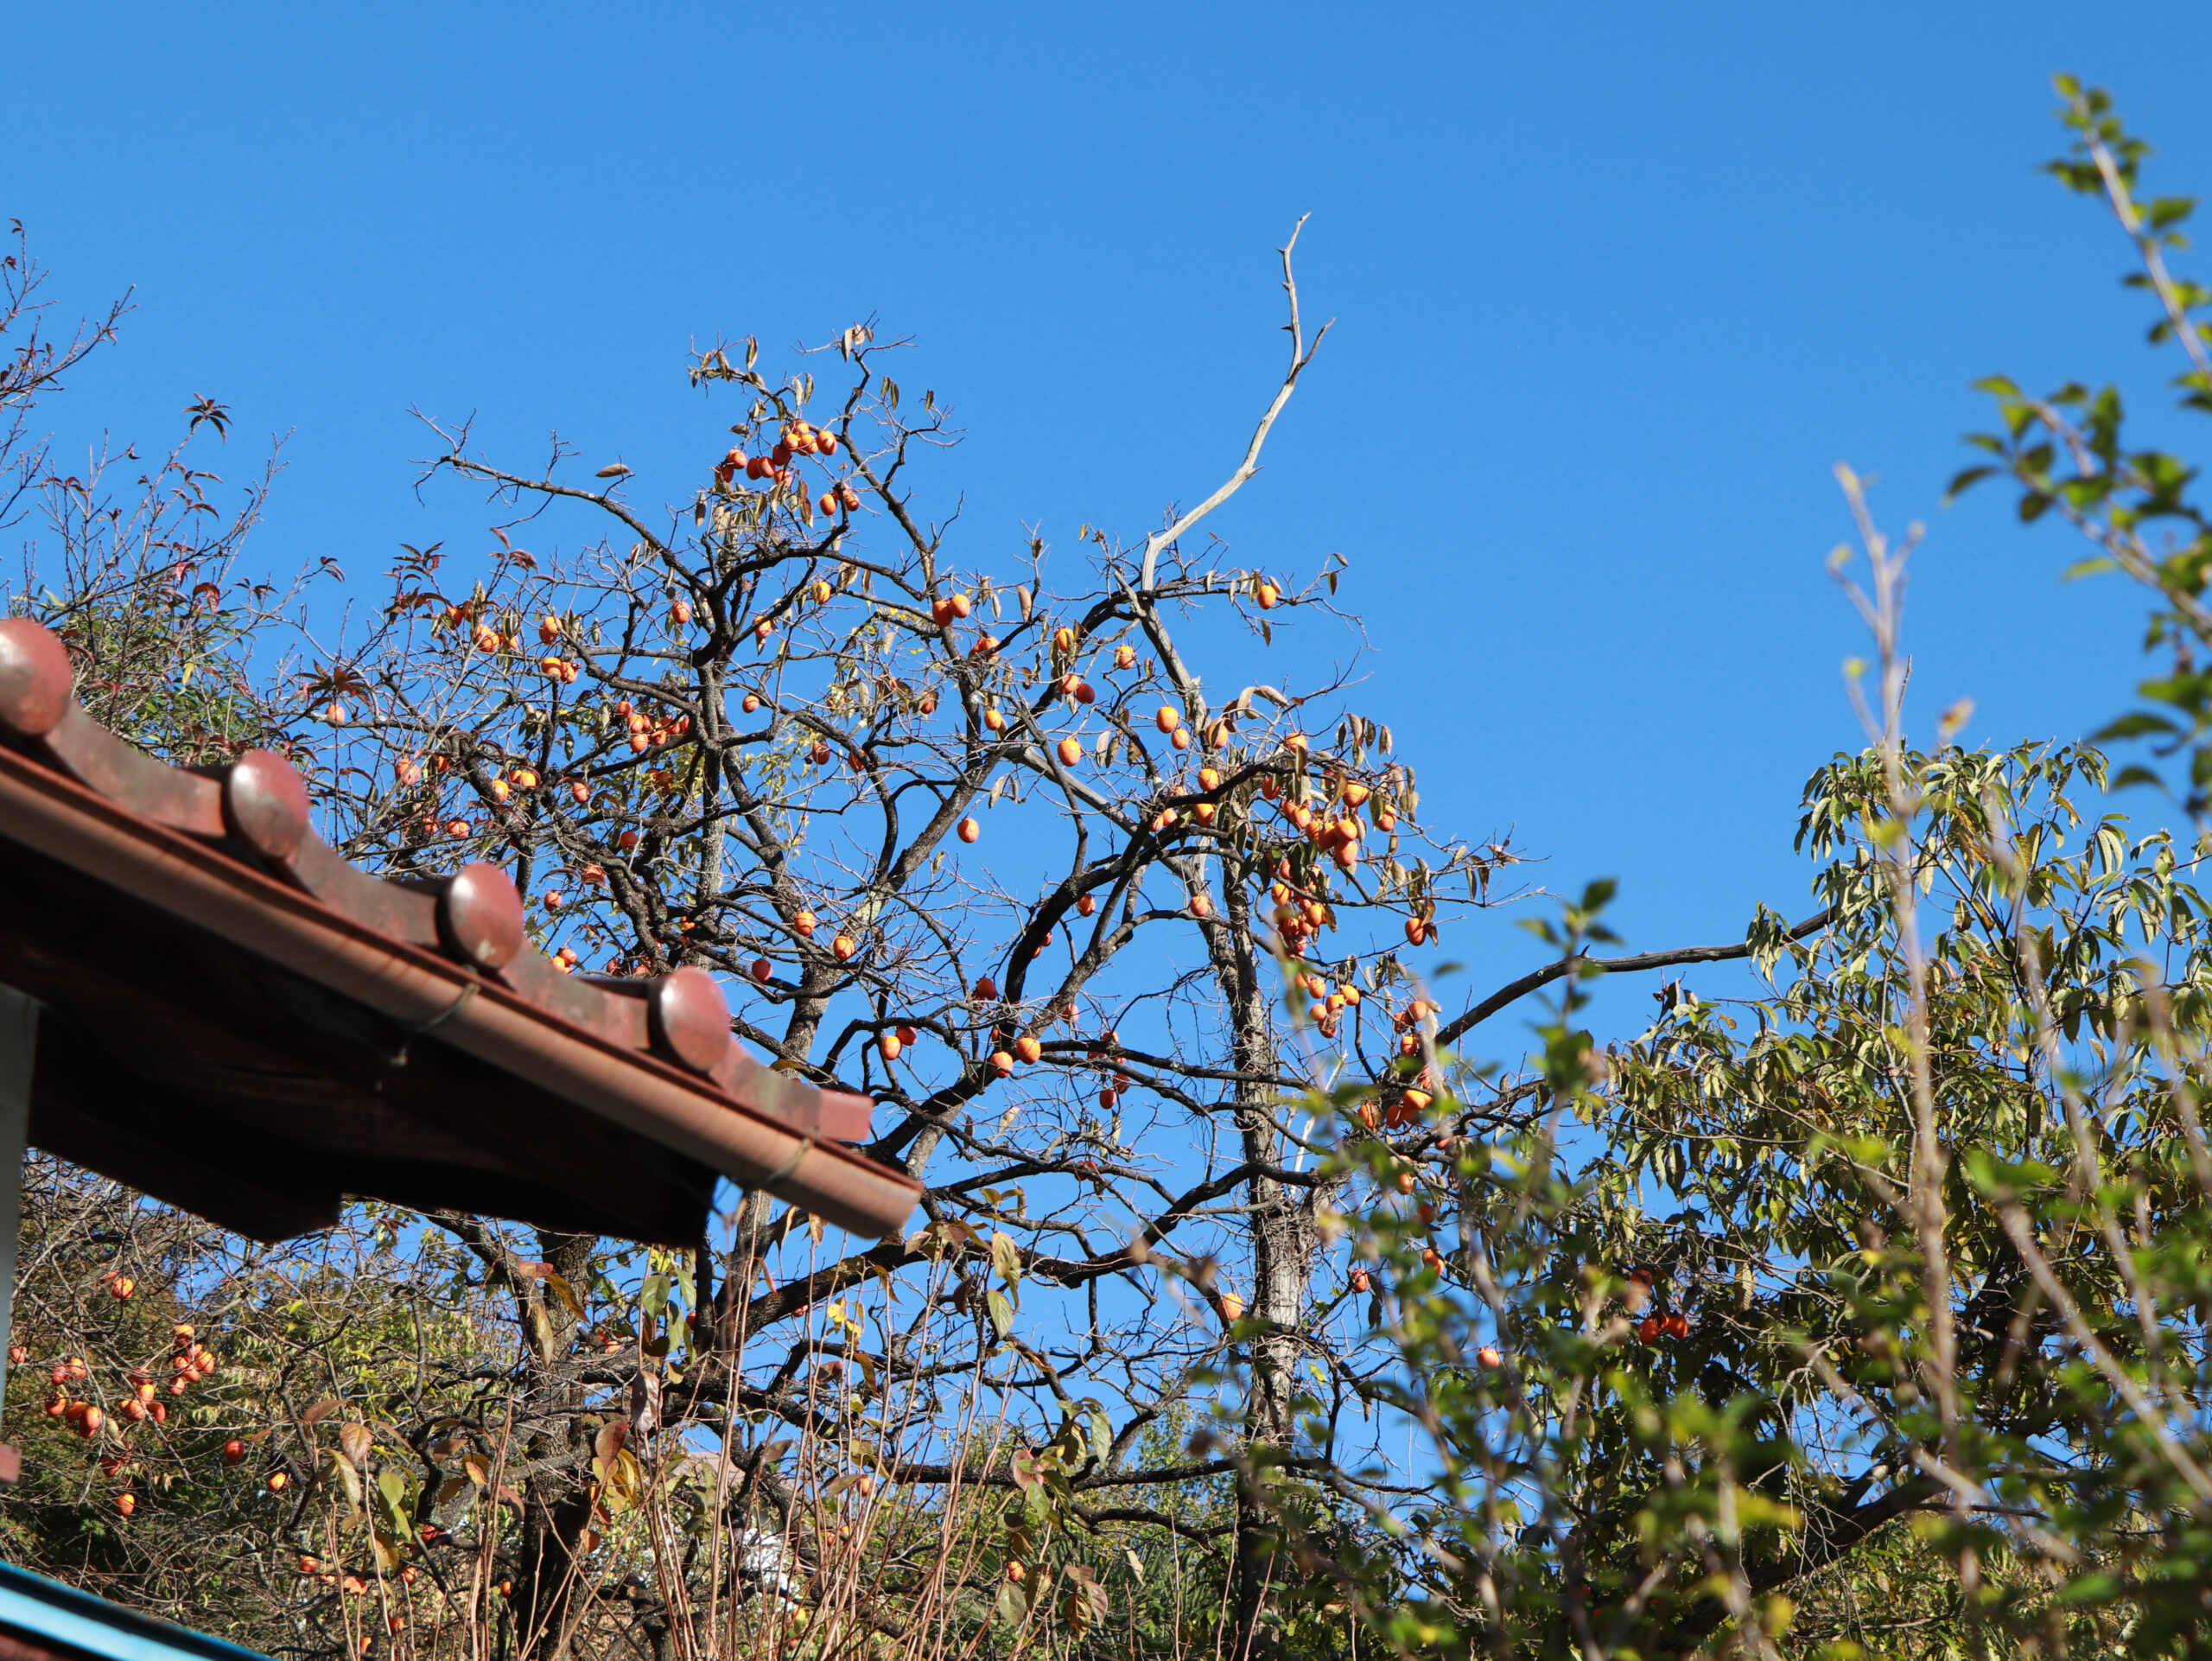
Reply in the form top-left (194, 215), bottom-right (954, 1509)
top-left (0, 1561), bottom-right (274, 1661)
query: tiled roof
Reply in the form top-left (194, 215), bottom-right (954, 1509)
top-left (0, 620), bottom-right (916, 1246)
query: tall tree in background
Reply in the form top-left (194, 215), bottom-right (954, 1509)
top-left (306, 220), bottom-right (1499, 1659)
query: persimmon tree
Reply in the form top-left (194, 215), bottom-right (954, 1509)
top-left (293, 219), bottom-right (1490, 1658)
top-left (7, 216), bottom-right (1759, 1661)
top-left (293, 205), bottom-right (1819, 1658)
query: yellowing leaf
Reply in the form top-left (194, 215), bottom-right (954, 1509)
top-left (322, 1446), bottom-right (364, 1513)
top-left (542, 1270), bottom-right (585, 1320)
top-left (990, 1231), bottom-right (1022, 1287)
top-left (595, 1447), bottom-right (645, 1514)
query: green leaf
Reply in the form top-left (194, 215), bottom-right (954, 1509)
top-left (374, 1467), bottom-right (412, 1541)
top-left (1942, 465), bottom-right (1997, 502)
top-left (2146, 195), bottom-right (2196, 231)
top-left (1088, 1405), bottom-right (1115, 1467)
top-left (1960, 1148), bottom-right (2060, 1200)
top-left (2051, 1570), bottom-right (2122, 1607)
top-left (2093, 711), bottom-right (2180, 739)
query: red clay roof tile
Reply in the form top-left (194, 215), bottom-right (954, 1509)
top-left (0, 619), bottom-right (917, 1245)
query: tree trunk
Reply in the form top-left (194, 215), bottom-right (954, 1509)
top-left (1206, 880), bottom-right (1318, 1661)
top-left (512, 1229), bottom-right (596, 1660)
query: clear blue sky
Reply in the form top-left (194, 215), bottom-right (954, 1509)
top-left (10, 4), bottom-right (2210, 1049)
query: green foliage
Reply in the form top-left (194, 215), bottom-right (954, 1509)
top-left (1274, 82), bottom-right (2212, 1653)
top-left (1955, 79), bottom-right (2212, 818)
top-left (1289, 741), bottom-right (2212, 1654)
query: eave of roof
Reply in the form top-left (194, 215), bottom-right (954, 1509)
top-left (0, 620), bottom-right (918, 1245)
